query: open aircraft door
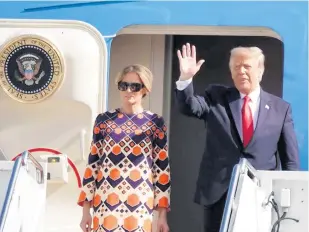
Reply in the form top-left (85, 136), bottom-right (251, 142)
top-left (0, 19), bottom-right (109, 162)
top-left (0, 19), bottom-right (109, 232)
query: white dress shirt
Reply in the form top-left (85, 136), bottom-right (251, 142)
top-left (176, 78), bottom-right (261, 141)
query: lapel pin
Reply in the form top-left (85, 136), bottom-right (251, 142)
top-left (265, 105), bottom-right (269, 110)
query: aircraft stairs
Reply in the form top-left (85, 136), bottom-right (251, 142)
top-left (220, 158), bottom-right (308, 232)
top-left (0, 151), bottom-right (46, 232)
top-left (0, 150), bottom-right (307, 232)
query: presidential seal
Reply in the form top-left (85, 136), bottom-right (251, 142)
top-left (0, 35), bottom-right (64, 103)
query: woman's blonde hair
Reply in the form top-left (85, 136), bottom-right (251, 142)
top-left (115, 64), bottom-right (153, 96)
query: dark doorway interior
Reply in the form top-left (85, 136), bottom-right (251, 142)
top-left (167, 35), bottom-right (283, 232)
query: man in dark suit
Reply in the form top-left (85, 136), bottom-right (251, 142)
top-left (175, 43), bottom-right (300, 232)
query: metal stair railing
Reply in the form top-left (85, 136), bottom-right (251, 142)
top-left (0, 151), bottom-right (44, 231)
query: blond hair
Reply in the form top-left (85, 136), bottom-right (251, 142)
top-left (115, 64), bottom-right (153, 96)
top-left (229, 46), bottom-right (265, 81)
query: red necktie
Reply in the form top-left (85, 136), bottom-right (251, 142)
top-left (242, 96), bottom-right (253, 147)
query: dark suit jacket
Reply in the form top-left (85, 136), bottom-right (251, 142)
top-left (175, 83), bottom-right (300, 206)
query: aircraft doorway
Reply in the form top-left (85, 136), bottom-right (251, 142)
top-left (109, 26), bottom-right (283, 232)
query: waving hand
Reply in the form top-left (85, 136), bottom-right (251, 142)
top-left (177, 43), bottom-right (205, 80)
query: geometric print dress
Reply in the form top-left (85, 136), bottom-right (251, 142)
top-left (78, 109), bottom-right (171, 232)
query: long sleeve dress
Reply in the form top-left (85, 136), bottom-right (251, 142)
top-left (77, 109), bottom-right (171, 232)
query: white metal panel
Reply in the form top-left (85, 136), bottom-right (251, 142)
top-left (0, 19), bottom-right (108, 161)
top-left (118, 25), bottom-right (282, 40)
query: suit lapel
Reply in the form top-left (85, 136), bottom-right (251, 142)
top-left (227, 88), bottom-right (242, 140)
top-left (249, 90), bottom-right (271, 145)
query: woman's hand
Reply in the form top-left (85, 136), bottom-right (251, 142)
top-left (80, 202), bottom-right (92, 232)
top-left (156, 208), bottom-right (169, 232)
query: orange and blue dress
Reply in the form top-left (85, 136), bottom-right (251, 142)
top-left (77, 109), bottom-right (171, 232)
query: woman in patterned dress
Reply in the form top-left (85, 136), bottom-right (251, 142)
top-left (78, 64), bottom-right (171, 232)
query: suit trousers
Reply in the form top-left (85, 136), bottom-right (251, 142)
top-left (203, 192), bottom-right (227, 232)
